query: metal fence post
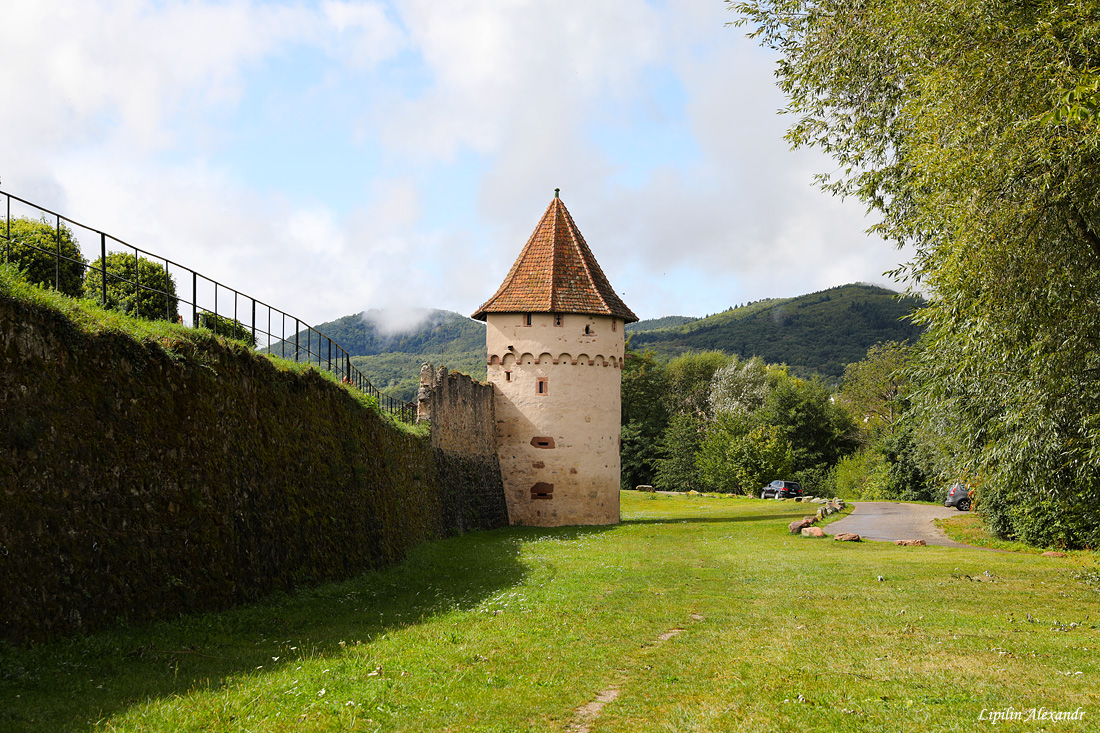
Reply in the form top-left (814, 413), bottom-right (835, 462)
top-left (164, 257), bottom-right (171, 321)
top-left (294, 319), bottom-right (299, 362)
top-left (251, 299), bottom-right (256, 346)
top-left (100, 233), bottom-right (107, 306)
top-left (192, 272), bottom-right (198, 328)
top-left (55, 216), bottom-right (61, 291)
top-left (133, 246), bottom-right (141, 318)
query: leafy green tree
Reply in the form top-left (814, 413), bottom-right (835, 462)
top-left (653, 412), bottom-right (705, 492)
top-left (732, 425), bottom-right (794, 494)
top-left (880, 424), bottom-right (934, 502)
top-left (835, 341), bottom-right (933, 499)
top-left (834, 449), bottom-right (889, 501)
top-left (664, 351), bottom-right (731, 417)
top-left (84, 252), bottom-right (179, 322)
top-left (699, 418), bottom-right (793, 495)
top-left (708, 356), bottom-right (770, 417)
top-left (838, 341), bottom-right (914, 444)
top-left (760, 374), bottom-right (858, 474)
top-left (1, 217), bottom-right (86, 296)
top-left (696, 412), bottom-right (750, 493)
top-left (732, 0), bottom-right (1100, 547)
top-left (621, 344), bottom-right (670, 490)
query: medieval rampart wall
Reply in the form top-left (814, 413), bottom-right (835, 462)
top-left (0, 295), bottom-right (506, 644)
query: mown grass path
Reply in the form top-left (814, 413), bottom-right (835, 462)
top-left (1, 492), bottom-right (1096, 732)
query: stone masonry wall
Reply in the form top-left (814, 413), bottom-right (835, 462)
top-left (0, 295), bottom-right (508, 644)
top-left (418, 365), bottom-right (510, 529)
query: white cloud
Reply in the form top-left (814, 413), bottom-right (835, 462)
top-left (0, 0), bottom-right (911, 330)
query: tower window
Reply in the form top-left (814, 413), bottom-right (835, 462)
top-left (523, 313), bottom-right (532, 327)
top-left (531, 482), bottom-right (554, 500)
top-left (554, 313), bottom-right (563, 326)
top-left (584, 324), bottom-right (592, 335)
top-left (505, 370), bottom-right (512, 382)
top-left (612, 319), bottom-right (617, 332)
top-left (537, 377), bottom-right (549, 395)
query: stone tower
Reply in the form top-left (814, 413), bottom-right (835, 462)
top-left (472, 192), bottom-right (638, 526)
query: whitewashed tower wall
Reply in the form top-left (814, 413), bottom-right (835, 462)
top-left (486, 312), bottom-right (625, 525)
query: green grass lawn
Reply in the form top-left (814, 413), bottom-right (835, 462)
top-left (2, 492), bottom-right (1096, 732)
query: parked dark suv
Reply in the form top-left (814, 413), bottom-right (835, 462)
top-left (760, 480), bottom-right (803, 499)
top-left (944, 482), bottom-right (972, 511)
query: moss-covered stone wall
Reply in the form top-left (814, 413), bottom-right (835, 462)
top-left (0, 295), bottom-right (507, 644)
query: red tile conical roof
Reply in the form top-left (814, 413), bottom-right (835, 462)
top-left (472, 194), bottom-right (638, 323)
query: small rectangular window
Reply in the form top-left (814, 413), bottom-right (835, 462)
top-left (505, 370), bottom-right (512, 382)
top-left (536, 378), bottom-right (548, 395)
top-left (523, 313), bottom-right (532, 326)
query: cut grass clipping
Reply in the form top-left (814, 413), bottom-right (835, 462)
top-left (1, 492), bottom-right (1096, 732)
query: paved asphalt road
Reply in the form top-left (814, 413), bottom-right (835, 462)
top-left (828, 501), bottom-right (978, 548)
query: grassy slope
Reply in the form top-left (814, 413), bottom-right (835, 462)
top-left (1, 493), bottom-right (1095, 732)
top-left (0, 266), bottom-right (421, 435)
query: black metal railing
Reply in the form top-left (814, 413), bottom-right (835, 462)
top-left (0, 188), bottom-right (417, 423)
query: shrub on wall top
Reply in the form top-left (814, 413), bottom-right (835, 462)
top-left (0, 217), bottom-right (87, 297)
top-left (83, 251), bottom-right (180, 322)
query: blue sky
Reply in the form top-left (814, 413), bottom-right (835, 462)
top-left (0, 0), bottom-right (912, 329)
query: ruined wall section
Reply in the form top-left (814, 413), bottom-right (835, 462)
top-left (418, 365), bottom-right (509, 530)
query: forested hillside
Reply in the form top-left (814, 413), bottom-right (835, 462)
top-left (293, 284), bottom-right (920, 401)
top-left (266, 309), bottom-right (486, 402)
top-left (627, 284), bottom-right (923, 378)
top-left (626, 315), bottom-right (699, 333)
top-left (304, 309), bottom-right (484, 357)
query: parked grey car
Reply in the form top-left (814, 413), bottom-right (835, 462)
top-left (760, 480), bottom-right (803, 499)
top-left (944, 482), bottom-right (972, 511)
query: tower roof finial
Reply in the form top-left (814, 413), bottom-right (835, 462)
top-left (554, 188), bottom-right (560, 199)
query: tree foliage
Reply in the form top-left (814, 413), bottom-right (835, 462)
top-left (732, 0), bottom-right (1100, 547)
top-left (83, 252), bottom-right (179, 322)
top-left (1, 217), bottom-right (86, 297)
top-left (838, 341), bottom-right (913, 443)
top-left (621, 344), bottom-right (670, 489)
top-left (663, 351), bottom-right (732, 418)
top-left (708, 356), bottom-right (770, 417)
top-left (198, 312), bottom-right (257, 347)
top-left (693, 356), bottom-right (856, 494)
top-left (653, 412), bottom-right (706, 492)
top-left (760, 375), bottom-right (858, 474)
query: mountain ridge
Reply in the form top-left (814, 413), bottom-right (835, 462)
top-left (306, 283), bottom-right (924, 401)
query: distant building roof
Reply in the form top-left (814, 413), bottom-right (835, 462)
top-left (472, 192), bottom-right (638, 323)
